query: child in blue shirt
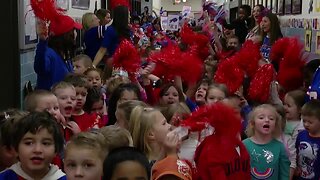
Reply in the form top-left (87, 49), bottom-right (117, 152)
top-left (296, 100), bottom-right (320, 180)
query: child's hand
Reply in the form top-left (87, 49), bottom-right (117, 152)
top-left (54, 113), bottom-right (67, 127)
top-left (67, 121), bottom-right (81, 134)
top-left (163, 131), bottom-right (180, 156)
top-left (36, 19), bottom-right (48, 40)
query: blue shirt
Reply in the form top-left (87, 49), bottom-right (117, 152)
top-left (34, 40), bottom-right (73, 90)
top-left (306, 67), bottom-right (320, 101)
top-left (296, 130), bottom-right (320, 180)
top-left (84, 25), bottom-right (107, 60)
top-left (260, 36), bottom-right (271, 61)
top-left (101, 26), bottom-right (119, 57)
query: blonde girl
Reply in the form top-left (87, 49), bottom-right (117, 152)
top-left (243, 104), bottom-right (290, 180)
top-left (205, 83), bottom-right (229, 105)
top-left (129, 106), bottom-right (172, 164)
top-left (115, 100), bottom-right (147, 129)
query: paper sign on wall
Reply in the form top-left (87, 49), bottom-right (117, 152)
top-left (167, 15), bottom-right (180, 31)
top-left (160, 16), bottom-right (168, 31)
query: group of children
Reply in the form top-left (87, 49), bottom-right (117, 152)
top-left (1, 1), bottom-right (320, 180)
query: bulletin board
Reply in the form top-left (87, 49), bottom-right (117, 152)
top-left (18, 0), bottom-right (38, 50)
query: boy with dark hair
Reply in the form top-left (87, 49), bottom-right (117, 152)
top-left (0, 112), bottom-right (66, 179)
top-left (295, 99), bottom-right (320, 179)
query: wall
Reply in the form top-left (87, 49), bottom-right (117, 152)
top-left (160, 0), bottom-right (202, 13)
top-left (278, 0), bottom-right (320, 61)
top-left (19, 0), bottom-right (101, 107)
top-left (152, 0), bottom-right (161, 15)
top-left (142, 0), bottom-right (154, 15)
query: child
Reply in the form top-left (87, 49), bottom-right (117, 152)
top-left (115, 100), bottom-right (147, 129)
top-left (84, 87), bottom-right (108, 127)
top-left (194, 78), bottom-right (211, 106)
top-left (64, 131), bottom-right (107, 180)
top-left (0, 110), bottom-right (28, 171)
top-left (243, 104), bottom-right (290, 180)
top-left (158, 83), bottom-right (185, 106)
top-left (160, 102), bottom-right (191, 127)
top-left (0, 112), bottom-right (65, 179)
top-left (98, 125), bottom-right (133, 154)
top-left (103, 147), bottom-right (150, 180)
top-left (283, 89), bottom-right (305, 178)
top-left (226, 35), bottom-right (240, 51)
top-left (73, 54), bottom-right (93, 74)
top-left (84, 68), bottom-right (104, 89)
top-left (295, 100), bottom-right (320, 179)
top-left (51, 82), bottom-right (79, 141)
top-left (108, 83), bottom-right (142, 125)
top-left (206, 83), bottom-right (229, 105)
top-left (24, 89), bottom-right (65, 126)
top-left (64, 74), bottom-right (100, 131)
top-left (129, 106), bottom-right (172, 164)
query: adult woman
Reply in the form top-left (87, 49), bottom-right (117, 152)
top-left (260, 12), bottom-right (283, 66)
top-left (92, 5), bottom-right (131, 79)
top-left (246, 5), bottom-right (265, 42)
top-left (34, 15), bottom-right (82, 90)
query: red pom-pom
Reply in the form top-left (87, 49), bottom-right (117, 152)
top-left (214, 58), bottom-right (245, 94)
top-left (148, 44), bottom-right (203, 84)
top-left (30, 0), bottom-right (63, 21)
top-left (113, 39), bottom-right (140, 75)
top-left (110, 0), bottom-right (130, 9)
top-left (181, 102), bottom-right (241, 137)
top-left (271, 37), bottom-right (306, 92)
top-left (234, 40), bottom-right (261, 77)
top-left (270, 37), bottom-right (291, 64)
top-left (248, 64), bottom-right (274, 103)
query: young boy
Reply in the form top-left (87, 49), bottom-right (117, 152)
top-left (52, 81), bottom-right (79, 141)
top-left (64, 74), bottom-right (100, 132)
top-left (296, 99), bottom-right (320, 180)
top-left (24, 89), bottom-right (66, 126)
top-left (73, 54), bottom-right (93, 74)
top-left (0, 112), bottom-right (65, 179)
top-left (64, 131), bottom-right (107, 180)
top-left (0, 110), bottom-right (28, 172)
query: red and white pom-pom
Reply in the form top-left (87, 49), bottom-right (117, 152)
top-left (214, 58), bottom-right (245, 94)
top-left (181, 102), bottom-right (241, 137)
top-left (30, 0), bottom-right (63, 21)
top-left (234, 40), bottom-right (261, 77)
top-left (110, 0), bottom-right (130, 9)
top-left (248, 64), bottom-right (274, 103)
top-left (113, 39), bottom-right (140, 76)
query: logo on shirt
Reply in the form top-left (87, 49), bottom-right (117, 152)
top-left (298, 141), bottom-right (318, 178)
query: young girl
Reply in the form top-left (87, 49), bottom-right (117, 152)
top-left (158, 83), bottom-right (185, 106)
top-left (84, 68), bottom-right (103, 89)
top-left (283, 89), bottom-right (305, 179)
top-left (128, 106), bottom-right (172, 164)
top-left (64, 132), bottom-right (107, 180)
top-left (108, 83), bottom-right (142, 125)
top-left (206, 83), bottom-right (229, 105)
top-left (115, 100), bottom-right (148, 129)
top-left (243, 104), bottom-right (290, 180)
top-left (103, 147), bottom-right (150, 180)
top-left (84, 87), bottom-right (108, 127)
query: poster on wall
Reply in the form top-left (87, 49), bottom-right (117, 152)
top-left (305, 30), bottom-right (312, 52)
top-left (272, 0), bottom-right (278, 13)
top-left (167, 15), bottom-right (180, 31)
top-left (278, 0), bottom-right (284, 14)
top-left (284, 0), bottom-right (291, 14)
top-left (72, 0), bottom-right (90, 10)
top-left (56, 0), bottom-right (69, 10)
top-left (292, 0), bottom-right (302, 14)
top-left (160, 16), bottom-right (168, 31)
top-left (316, 31), bottom-right (320, 54)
